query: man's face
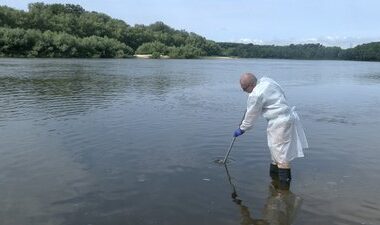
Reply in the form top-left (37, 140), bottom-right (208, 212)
top-left (241, 82), bottom-right (253, 93)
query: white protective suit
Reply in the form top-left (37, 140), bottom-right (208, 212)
top-left (240, 77), bottom-right (308, 164)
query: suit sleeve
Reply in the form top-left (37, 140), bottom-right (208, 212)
top-left (239, 94), bottom-right (263, 131)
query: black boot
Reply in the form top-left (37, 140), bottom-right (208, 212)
top-left (269, 163), bottom-right (279, 180)
top-left (278, 168), bottom-right (292, 190)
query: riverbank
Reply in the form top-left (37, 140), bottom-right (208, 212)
top-left (134, 54), bottom-right (237, 59)
top-left (134, 54), bottom-right (169, 59)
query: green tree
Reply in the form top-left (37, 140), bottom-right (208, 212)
top-left (135, 41), bottom-right (168, 55)
top-left (168, 45), bottom-right (204, 59)
top-left (1, 3), bottom-right (379, 61)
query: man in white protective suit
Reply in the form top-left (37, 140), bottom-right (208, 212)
top-left (233, 73), bottom-right (308, 190)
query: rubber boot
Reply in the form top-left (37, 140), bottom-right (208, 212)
top-left (269, 163), bottom-right (279, 180)
top-left (269, 164), bottom-right (280, 189)
top-left (278, 168), bottom-right (292, 190)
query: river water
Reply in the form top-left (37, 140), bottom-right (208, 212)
top-left (0, 58), bottom-right (379, 225)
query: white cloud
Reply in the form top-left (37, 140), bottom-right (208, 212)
top-left (237, 38), bottom-right (264, 45)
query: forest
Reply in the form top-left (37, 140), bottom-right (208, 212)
top-left (0, 3), bottom-right (379, 60)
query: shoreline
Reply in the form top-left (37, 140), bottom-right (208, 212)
top-left (133, 54), bottom-right (237, 59)
top-left (0, 56), bottom-right (376, 62)
top-left (134, 54), bottom-right (169, 59)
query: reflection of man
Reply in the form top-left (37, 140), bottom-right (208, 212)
top-left (233, 73), bottom-right (308, 190)
top-left (225, 164), bottom-right (302, 225)
top-left (263, 184), bottom-right (303, 225)
top-left (235, 189), bottom-right (302, 225)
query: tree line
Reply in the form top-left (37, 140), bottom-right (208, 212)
top-left (0, 3), bottom-right (379, 60)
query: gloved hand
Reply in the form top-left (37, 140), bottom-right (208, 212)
top-left (233, 128), bottom-right (245, 137)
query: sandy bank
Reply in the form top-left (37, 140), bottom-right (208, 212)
top-left (134, 54), bottom-right (169, 59)
top-left (134, 54), bottom-right (236, 59)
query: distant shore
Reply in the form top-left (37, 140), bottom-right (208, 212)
top-left (134, 54), bottom-right (237, 59)
top-left (200, 56), bottom-right (238, 59)
top-left (134, 54), bottom-right (169, 59)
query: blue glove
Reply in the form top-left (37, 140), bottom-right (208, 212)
top-left (233, 128), bottom-right (245, 137)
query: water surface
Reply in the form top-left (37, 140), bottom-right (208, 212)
top-left (0, 58), bottom-right (380, 224)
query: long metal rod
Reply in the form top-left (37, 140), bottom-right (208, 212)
top-left (222, 112), bottom-right (246, 164)
top-left (222, 137), bottom-right (236, 164)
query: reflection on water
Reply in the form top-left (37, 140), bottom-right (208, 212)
top-left (224, 164), bottom-right (302, 225)
top-left (358, 73), bottom-right (380, 83)
top-left (0, 75), bottom-right (126, 119)
top-left (0, 59), bottom-right (197, 122)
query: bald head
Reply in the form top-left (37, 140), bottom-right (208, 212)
top-left (240, 73), bottom-right (257, 93)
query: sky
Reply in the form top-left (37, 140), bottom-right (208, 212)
top-left (2, 0), bottom-right (380, 48)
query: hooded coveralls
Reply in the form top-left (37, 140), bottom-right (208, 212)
top-left (239, 77), bottom-right (308, 164)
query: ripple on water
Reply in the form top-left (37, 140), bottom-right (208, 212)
top-left (1, 59), bottom-right (380, 224)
